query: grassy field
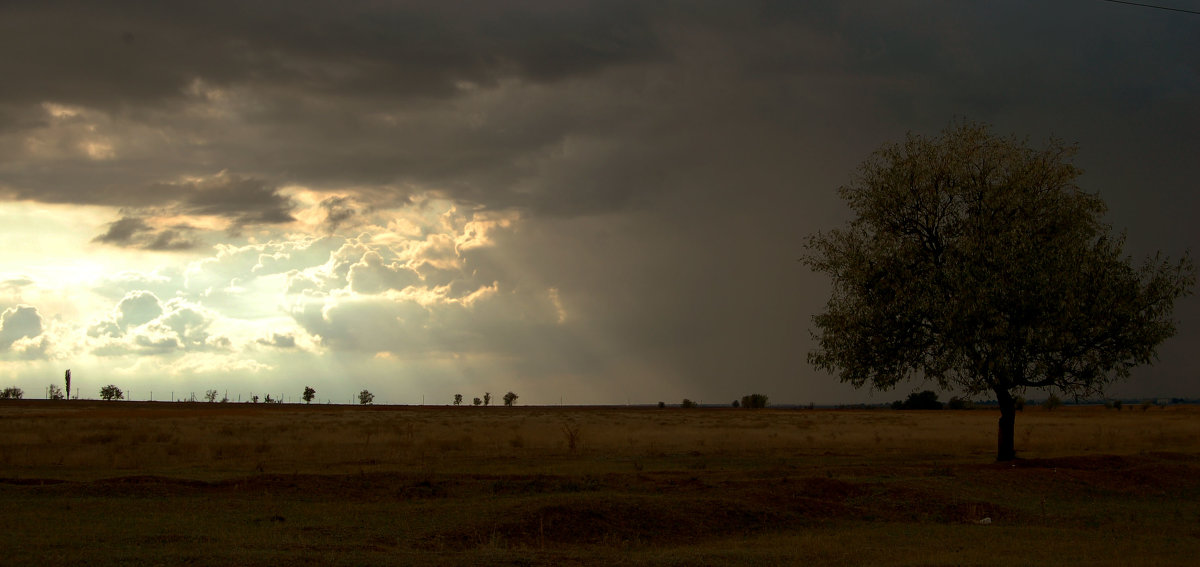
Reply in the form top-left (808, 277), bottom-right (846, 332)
top-left (1, 401), bottom-right (1198, 565)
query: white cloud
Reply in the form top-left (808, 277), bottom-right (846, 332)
top-left (0, 305), bottom-right (44, 349)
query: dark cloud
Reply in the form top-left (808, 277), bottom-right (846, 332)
top-left (93, 216), bottom-right (197, 250)
top-left (256, 333), bottom-right (296, 349)
top-left (319, 196), bottom-right (360, 234)
top-left (179, 173), bottom-right (295, 228)
top-left (0, 1), bottom-right (1196, 400)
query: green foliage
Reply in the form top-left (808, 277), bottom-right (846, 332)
top-left (503, 391), bottom-right (518, 406)
top-left (302, 386), bottom-right (316, 404)
top-left (47, 384), bottom-right (65, 400)
top-left (1, 386), bottom-right (23, 400)
top-left (453, 394), bottom-right (463, 406)
top-left (99, 385), bottom-right (123, 401)
top-left (681, 398), bottom-right (698, 409)
top-left (803, 120), bottom-right (1194, 459)
top-left (740, 394), bottom-right (769, 409)
top-left (358, 390), bottom-right (374, 405)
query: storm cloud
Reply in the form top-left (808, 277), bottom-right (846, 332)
top-left (0, 1), bottom-right (1195, 403)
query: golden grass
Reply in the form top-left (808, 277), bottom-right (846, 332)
top-left (2, 401), bottom-right (1199, 565)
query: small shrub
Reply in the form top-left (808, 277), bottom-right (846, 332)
top-left (453, 394), bottom-right (463, 406)
top-left (681, 398), bottom-right (698, 409)
top-left (731, 400), bottom-right (740, 408)
top-left (657, 401), bottom-right (665, 409)
top-left (561, 421), bottom-right (582, 452)
top-left (1043, 394), bottom-right (1063, 410)
top-left (473, 397), bottom-right (482, 406)
top-left (204, 389), bottom-right (219, 403)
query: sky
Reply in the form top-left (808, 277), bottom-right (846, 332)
top-left (0, 0), bottom-right (1196, 405)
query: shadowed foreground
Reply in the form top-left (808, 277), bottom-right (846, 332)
top-left (2, 402), bottom-right (1198, 565)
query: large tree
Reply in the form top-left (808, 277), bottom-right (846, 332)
top-left (804, 121), bottom-right (1194, 461)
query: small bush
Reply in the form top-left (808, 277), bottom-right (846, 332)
top-left (503, 391), bottom-right (518, 406)
top-left (473, 397), bottom-right (482, 406)
top-left (657, 401), bottom-right (665, 409)
top-left (1043, 394), bottom-right (1063, 410)
top-left (453, 394), bottom-right (463, 406)
top-left (204, 389), bottom-right (219, 403)
top-left (561, 421), bottom-right (582, 452)
top-left (681, 398), bottom-right (698, 409)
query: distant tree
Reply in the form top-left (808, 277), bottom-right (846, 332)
top-left (453, 394), bottom-right (463, 406)
top-left (64, 369), bottom-right (71, 401)
top-left (896, 390), bottom-right (943, 410)
top-left (48, 384), bottom-right (65, 400)
top-left (740, 394), bottom-right (769, 409)
top-left (483, 392), bottom-right (492, 406)
top-left (473, 397), bottom-right (482, 406)
top-left (0, 386), bottom-right (23, 400)
top-left (681, 398), bottom-right (698, 409)
top-left (252, 395), bottom-right (260, 403)
top-left (947, 396), bottom-right (975, 410)
top-left (657, 401), bottom-right (666, 409)
top-left (302, 386), bottom-right (316, 404)
top-left (804, 120), bottom-right (1195, 460)
top-left (99, 385), bottom-right (124, 401)
top-left (358, 389), bottom-right (375, 405)
top-left (264, 394), bottom-right (275, 403)
top-left (503, 391), bottom-right (518, 406)
top-left (204, 389), bottom-right (219, 403)
top-left (732, 400), bottom-right (740, 408)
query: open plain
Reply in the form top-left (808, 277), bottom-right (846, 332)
top-left (2, 401), bottom-right (1199, 566)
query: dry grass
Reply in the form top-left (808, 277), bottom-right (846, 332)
top-left (2, 401), bottom-right (1199, 565)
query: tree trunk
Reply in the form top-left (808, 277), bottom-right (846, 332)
top-left (994, 388), bottom-right (1017, 461)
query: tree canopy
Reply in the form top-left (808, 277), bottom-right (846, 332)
top-left (804, 121), bottom-right (1194, 460)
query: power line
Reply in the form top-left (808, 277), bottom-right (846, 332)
top-left (1098, 0), bottom-right (1200, 15)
